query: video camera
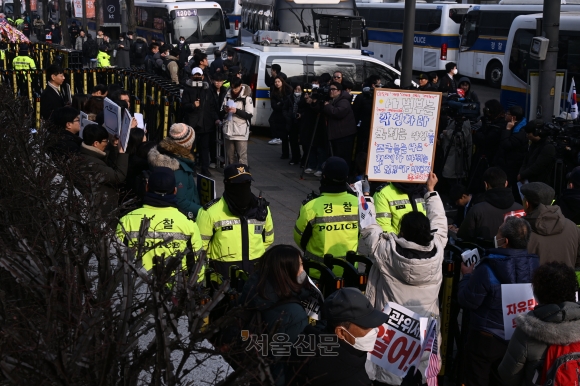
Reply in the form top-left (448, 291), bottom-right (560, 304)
top-left (443, 92), bottom-right (480, 121)
top-left (305, 83), bottom-right (331, 102)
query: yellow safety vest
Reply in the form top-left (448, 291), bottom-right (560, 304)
top-left (97, 51), bottom-right (111, 67)
top-left (196, 196), bottom-right (274, 278)
top-left (12, 55), bottom-right (36, 70)
top-left (374, 183), bottom-right (427, 234)
top-left (116, 204), bottom-right (203, 271)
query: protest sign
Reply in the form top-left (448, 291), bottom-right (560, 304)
top-left (369, 302), bottom-right (429, 377)
top-left (80, 110), bottom-right (96, 139)
top-left (119, 110), bottom-right (132, 152)
top-left (301, 276), bottom-right (323, 320)
top-left (501, 283), bottom-right (537, 340)
top-left (103, 97), bottom-right (122, 136)
top-left (461, 248), bottom-right (480, 268)
top-left (367, 89), bottom-right (442, 183)
top-left (504, 209), bottom-right (526, 221)
top-left (197, 174), bottom-right (216, 206)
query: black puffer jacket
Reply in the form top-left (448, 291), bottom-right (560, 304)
top-left (555, 189), bottom-right (580, 225)
top-left (457, 187), bottom-right (523, 242)
top-left (181, 80), bottom-right (218, 134)
top-left (519, 138), bottom-right (556, 184)
top-left (499, 302), bottom-right (580, 386)
top-left (324, 90), bottom-right (357, 140)
top-left (494, 124), bottom-right (529, 176)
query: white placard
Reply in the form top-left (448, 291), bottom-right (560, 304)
top-left (134, 112), bottom-right (145, 130)
top-left (80, 118), bottom-right (97, 139)
top-left (369, 302), bottom-right (429, 377)
top-left (73, 0), bottom-right (83, 18)
top-left (367, 89), bottom-right (442, 183)
top-left (501, 283), bottom-right (537, 340)
top-left (103, 97), bottom-right (122, 136)
top-left (461, 248), bottom-right (480, 268)
top-left (301, 276), bottom-right (323, 320)
top-left (119, 110), bottom-right (132, 152)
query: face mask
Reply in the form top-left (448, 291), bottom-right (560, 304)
top-left (494, 236), bottom-right (506, 248)
top-left (180, 40), bottom-right (185, 43)
top-left (452, 68), bottom-right (458, 75)
top-left (341, 327), bottom-right (379, 352)
top-left (119, 38), bottom-right (124, 41)
top-left (297, 270), bottom-right (306, 284)
top-left (294, 92), bottom-right (301, 97)
top-left (311, 84), bottom-right (319, 89)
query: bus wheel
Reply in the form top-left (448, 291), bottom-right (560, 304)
top-left (395, 50), bottom-right (402, 71)
top-left (486, 61), bottom-right (503, 89)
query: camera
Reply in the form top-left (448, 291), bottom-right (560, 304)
top-left (443, 93), bottom-right (480, 120)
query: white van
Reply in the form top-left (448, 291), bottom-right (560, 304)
top-left (233, 42), bottom-right (403, 127)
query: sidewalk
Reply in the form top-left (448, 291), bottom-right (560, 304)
top-left (212, 133), bottom-right (321, 247)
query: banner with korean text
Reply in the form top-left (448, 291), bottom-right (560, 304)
top-left (86, 0), bottom-right (95, 18)
top-left (366, 89), bottom-right (442, 183)
top-left (501, 284), bottom-right (537, 340)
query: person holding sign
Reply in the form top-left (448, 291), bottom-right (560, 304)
top-left (458, 216), bottom-right (539, 386)
top-left (360, 172), bottom-right (446, 385)
top-left (498, 262), bottom-right (580, 386)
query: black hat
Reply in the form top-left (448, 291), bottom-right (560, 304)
top-left (224, 163), bottom-right (254, 183)
top-left (322, 156), bottom-right (348, 182)
top-left (323, 288), bottom-right (387, 329)
top-left (148, 167), bottom-right (176, 195)
top-left (567, 166), bottom-right (580, 187)
top-left (520, 182), bottom-right (555, 206)
top-left (229, 65), bottom-right (240, 74)
top-left (418, 73), bottom-right (430, 81)
top-left (212, 72), bottom-right (227, 81)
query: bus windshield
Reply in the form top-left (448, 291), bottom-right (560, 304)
top-left (171, 8), bottom-right (226, 44)
top-left (460, 11), bottom-right (479, 49)
top-left (215, 0), bottom-right (234, 14)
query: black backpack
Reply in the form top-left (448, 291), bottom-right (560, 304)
top-left (83, 39), bottom-right (98, 58)
top-left (162, 58), bottom-right (180, 80)
top-left (133, 40), bottom-right (146, 58)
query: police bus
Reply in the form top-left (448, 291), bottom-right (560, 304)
top-left (238, 0), bottom-right (362, 48)
top-left (214, 0), bottom-right (242, 43)
top-left (500, 12), bottom-right (580, 116)
top-left (458, 3), bottom-right (580, 88)
top-left (356, 1), bottom-right (469, 73)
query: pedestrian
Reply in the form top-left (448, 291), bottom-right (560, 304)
top-left (131, 36), bottom-right (148, 67)
top-left (47, 106), bottom-right (82, 158)
top-left (68, 21), bottom-right (79, 46)
top-left (40, 64), bottom-right (71, 121)
top-left (96, 29), bottom-right (104, 47)
top-left (458, 76), bottom-right (480, 102)
top-left (554, 166), bottom-right (580, 225)
top-left (221, 77), bottom-right (253, 165)
top-left (498, 262), bottom-right (580, 385)
top-left (283, 83), bottom-right (303, 165)
top-left (147, 123), bottom-right (202, 220)
top-left (290, 287), bottom-right (388, 386)
top-left (115, 33), bottom-right (131, 68)
top-left (518, 119), bottom-right (556, 185)
top-left (209, 48), bottom-right (223, 75)
top-left (196, 163), bottom-right (274, 278)
top-left (82, 33), bottom-right (99, 67)
top-left (97, 44), bottom-right (111, 68)
top-left (268, 75), bottom-right (292, 153)
top-left (458, 216), bottom-right (539, 386)
top-left (521, 182), bottom-right (580, 268)
top-left (12, 45), bottom-right (36, 70)
top-left (144, 43), bottom-right (161, 75)
top-left (360, 172), bottom-right (446, 386)
top-left (417, 73), bottom-right (433, 91)
top-left (353, 75), bottom-right (381, 154)
top-left (439, 61), bottom-right (458, 94)
top-left (324, 82), bottom-right (357, 172)
top-left (33, 15), bottom-right (44, 39)
top-left (440, 110), bottom-right (472, 183)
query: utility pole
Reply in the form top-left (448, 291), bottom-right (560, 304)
top-left (82, 0), bottom-right (87, 32)
top-left (400, 0), bottom-right (416, 89)
top-left (538, 0), bottom-right (561, 120)
top-left (127, 0), bottom-right (135, 35)
top-left (120, 0), bottom-right (127, 33)
top-left (14, 0), bottom-right (22, 18)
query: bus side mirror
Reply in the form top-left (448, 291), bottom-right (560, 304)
top-left (223, 12), bottom-right (230, 30)
top-left (361, 27), bottom-right (368, 48)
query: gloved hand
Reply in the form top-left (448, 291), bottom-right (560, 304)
top-left (362, 180), bottom-right (370, 196)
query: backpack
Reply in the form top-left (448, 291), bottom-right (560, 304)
top-left (83, 39), bottom-right (98, 58)
top-left (145, 55), bottom-right (160, 75)
top-left (133, 40), bottom-right (146, 58)
top-left (161, 58), bottom-right (180, 80)
top-left (539, 341), bottom-right (580, 385)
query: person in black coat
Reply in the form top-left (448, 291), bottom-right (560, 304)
top-left (40, 64), bottom-right (71, 121)
top-left (289, 287), bottom-right (387, 386)
top-left (181, 67), bottom-right (218, 176)
top-left (48, 106), bottom-right (81, 158)
top-left (439, 61), bottom-right (458, 94)
top-left (555, 166), bottom-right (580, 225)
top-left (209, 49), bottom-right (223, 75)
top-left (269, 76), bottom-right (293, 157)
top-left (353, 75), bottom-right (381, 154)
top-left (518, 119), bottom-right (556, 186)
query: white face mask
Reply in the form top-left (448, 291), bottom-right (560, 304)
top-left (297, 270), bottom-right (306, 284)
top-left (341, 327), bottom-right (379, 352)
top-left (494, 236), bottom-right (506, 248)
top-left (311, 84), bottom-right (319, 89)
top-left (452, 68), bottom-right (458, 75)
top-left (294, 92), bottom-right (301, 97)
top-left (180, 39), bottom-right (185, 43)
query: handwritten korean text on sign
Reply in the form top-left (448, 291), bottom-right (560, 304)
top-left (367, 89), bottom-right (442, 183)
top-left (501, 283), bottom-right (537, 340)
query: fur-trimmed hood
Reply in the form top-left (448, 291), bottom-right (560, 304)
top-left (225, 84), bottom-right (252, 99)
top-left (135, 36), bottom-right (147, 43)
top-left (147, 139), bottom-right (194, 171)
top-left (516, 302), bottom-right (580, 345)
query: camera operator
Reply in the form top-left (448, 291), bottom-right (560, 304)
top-left (554, 166), bottom-right (580, 225)
top-left (458, 77), bottom-right (479, 103)
top-left (353, 75), bottom-right (381, 154)
top-left (324, 82), bottom-right (357, 172)
top-left (518, 119), bottom-right (556, 186)
top-left (440, 110), bottom-right (472, 185)
top-left (494, 105), bottom-right (528, 203)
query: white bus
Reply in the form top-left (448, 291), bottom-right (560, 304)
top-left (458, 4), bottom-right (580, 88)
top-left (214, 0), bottom-right (242, 42)
top-left (500, 13), bottom-right (580, 114)
top-left (356, 1), bottom-right (469, 72)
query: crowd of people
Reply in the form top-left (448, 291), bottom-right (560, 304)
top-left (34, 31), bottom-right (580, 385)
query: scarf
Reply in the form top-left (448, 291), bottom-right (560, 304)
top-left (143, 192), bottom-right (177, 208)
top-left (319, 179), bottom-right (347, 194)
top-left (513, 118), bottom-right (528, 133)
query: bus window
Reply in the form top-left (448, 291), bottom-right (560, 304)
top-left (269, 58), bottom-right (306, 86)
top-left (479, 11), bottom-right (514, 38)
top-left (236, 50), bottom-right (258, 86)
top-left (415, 9), bottom-right (441, 33)
top-left (508, 28), bottom-right (537, 84)
top-left (460, 11), bottom-right (479, 49)
top-left (363, 61), bottom-right (398, 89)
top-left (557, 31), bottom-right (580, 89)
top-left (310, 59), bottom-right (362, 91)
top-left (199, 8), bottom-right (226, 42)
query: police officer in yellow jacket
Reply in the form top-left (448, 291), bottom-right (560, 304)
top-left (12, 46), bottom-right (36, 70)
top-left (196, 163), bottom-right (274, 279)
top-left (373, 182), bottom-right (427, 233)
top-left (97, 45), bottom-right (111, 68)
top-left (294, 157), bottom-right (359, 266)
top-left (117, 167), bottom-right (203, 271)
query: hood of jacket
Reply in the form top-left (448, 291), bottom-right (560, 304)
top-left (147, 139), bottom-right (194, 171)
top-left (516, 302), bottom-right (580, 345)
top-left (386, 234), bottom-right (441, 286)
top-left (484, 187), bottom-right (515, 209)
top-left (482, 248), bottom-right (538, 284)
top-left (226, 84), bottom-right (251, 99)
top-left (458, 76), bottom-right (471, 88)
top-left (80, 142), bottom-right (106, 159)
top-left (526, 204), bottom-right (566, 236)
top-left (135, 36), bottom-right (147, 43)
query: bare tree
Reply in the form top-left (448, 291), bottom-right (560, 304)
top-left (127, 0), bottom-right (136, 37)
top-left (58, 0), bottom-right (68, 46)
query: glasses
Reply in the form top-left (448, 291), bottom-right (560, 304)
top-left (329, 88), bottom-right (338, 91)
top-left (333, 75), bottom-right (342, 79)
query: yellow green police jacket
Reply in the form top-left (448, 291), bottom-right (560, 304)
top-left (12, 55), bottom-right (36, 70)
top-left (373, 184), bottom-right (426, 234)
top-left (294, 192), bottom-right (359, 258)
top-left (196, 197), bottom-right (274, 266)
top-left (97, 51), bottom-right (111, 67)
top-left (116, 205), bottom-right (203, 270)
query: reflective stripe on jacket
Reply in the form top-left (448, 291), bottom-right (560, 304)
top-left (116, 205), bottom-right (203, 270)
top-left (374, 184), bottom-right (426, 234)
top-left (13, 55), bottom-right (36, 70)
